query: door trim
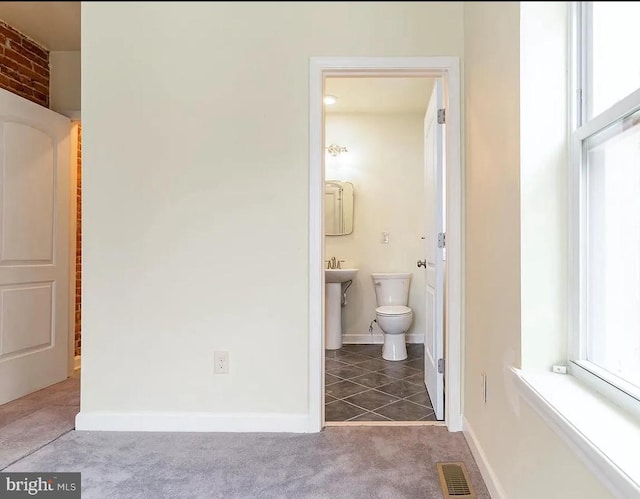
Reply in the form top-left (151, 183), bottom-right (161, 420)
top-left (308, 57), bottom-right (463, 432)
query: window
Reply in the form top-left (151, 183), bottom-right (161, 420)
top-left (571, 1), bottom-right (640, 414)
top-left (586, 2), bottom-right (640, 120)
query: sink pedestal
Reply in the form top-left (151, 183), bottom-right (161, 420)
top-left (325, 283), bottom-right (344, 350)
top-left (324, 268), bottom-right (358, 351)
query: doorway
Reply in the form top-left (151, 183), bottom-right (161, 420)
top-left (308, 57), bottom-right (462, 432)
top-left (322, 76), bottom-right (439, 423)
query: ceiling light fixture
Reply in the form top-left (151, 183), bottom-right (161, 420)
top-left (323, 94), bottom-right (337, 105)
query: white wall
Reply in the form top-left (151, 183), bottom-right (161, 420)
top-left (325, 112), bottom-right (426, 343)
top-left (463, 3), bottom-right (612, 498)
top-left (80, 2), bottom-right (464, 425)
top-left (50, 51), bottom-right (80, 114)
top-left (520, 2), bottom-right (568, 370)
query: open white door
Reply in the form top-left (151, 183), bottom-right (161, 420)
top-left (0, 89), bottom-right (71, 405)
top-left (423, 80), bottom-right (445, 420)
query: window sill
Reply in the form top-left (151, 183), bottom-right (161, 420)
top-left (509, 367), bottom-right (640, 498)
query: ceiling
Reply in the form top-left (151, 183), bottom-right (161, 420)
top-left (0, 2), bottom-right (80, 51)
top-left (325, 77), bottom-right (434, 115)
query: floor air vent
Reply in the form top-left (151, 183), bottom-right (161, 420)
top-left (436, 462), bottom-right (476, 498)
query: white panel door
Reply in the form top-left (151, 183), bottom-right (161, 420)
top-left (0, 89), bottom-right (70, 405)
top-left (423, 80), bottom-right (445, 420)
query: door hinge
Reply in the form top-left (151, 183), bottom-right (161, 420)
top-left (437, 108), bottom-right (446, 124)
top-left (438, 358), bottom-right (444, 374)
top-left (438, 232), bottom-right (446, 248)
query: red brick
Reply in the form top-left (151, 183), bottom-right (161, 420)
top-left (6, 77), bottom-right (27, 94)
top-left (31, 59), bottom-right (49, 77)
top-left (0, 55), bottom-right (20, 72)
top-left (0, 24), bottom-right (24, 45)
top-left (18, 66), bottom-right (48, 87)
top-left (32, 81), bottom-right (48, 96)
top-left (20, 38), bottom-right (48, 62)
top-left (0, 69), bottom-right (22, 89)
top-left (4, 47), bottom-right (34, 70)
top-left (76, 126), bottom-right (82, 340)
top-left (32, 90), bottom-right (47, 107)
top-left (11, 42), bottom-right (47, 69)
top-left (0, 22), bottom-right (50, 108)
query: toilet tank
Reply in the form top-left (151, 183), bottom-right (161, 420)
top-left (371, 273), bottom-right (412, 306)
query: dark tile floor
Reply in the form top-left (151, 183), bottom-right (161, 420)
top-left (325, 344), bottom-right (436, 422)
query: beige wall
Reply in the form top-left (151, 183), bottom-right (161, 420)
top-left (81, 1), bottom-right (614, 495)
top-left (80, 2), bottom-right (464, 415)
top-left (325, 112), bottom-right (426, 342)
top-left (50, 51), bottom-right (80, 114)
top-left (463, 2), bottom-right (612, 497)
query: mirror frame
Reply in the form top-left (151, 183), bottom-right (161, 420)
top-left (325, 180), bottom-right (354, 236)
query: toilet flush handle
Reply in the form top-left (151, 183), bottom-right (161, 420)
top-left (417, 259), bottom-right (426, 268)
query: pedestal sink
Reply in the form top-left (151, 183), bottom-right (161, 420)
top-left (325, 268), bottom-right (358, 350)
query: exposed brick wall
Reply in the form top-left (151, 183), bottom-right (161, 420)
top-left (0, 20), bottom-right (49, 107)
top-left (75, 125), bottom-right (82, 357)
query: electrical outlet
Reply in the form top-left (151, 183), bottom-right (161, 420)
top-left (381, 231), bottom-right (389, 244)
top-left (214, 351), bottom-right (229, 374)
top-left (480, 372), bottom-right (487, 403)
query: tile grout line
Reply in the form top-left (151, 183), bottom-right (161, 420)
top-left (345, 411), bottom-right (392, 422)
top-left (327, 364), bottom-right (423, 376)
top-left (327, 385), bottom-right (433, 409)
top-left (326, 395), bottom-right (435, 420)
top-left (326, 370), bottom-right (425, 390)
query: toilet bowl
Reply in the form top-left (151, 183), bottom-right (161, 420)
top-left (371, 273), bottom-right (413, 361)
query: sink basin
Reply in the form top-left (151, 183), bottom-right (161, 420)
top-left (325, 268), bottom-right (358, 283)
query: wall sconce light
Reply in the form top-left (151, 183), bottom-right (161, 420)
top-left (325, 144), bottom-right (348, 157)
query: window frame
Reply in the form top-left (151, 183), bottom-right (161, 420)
top-left (568, 1), bottom-right (640, 419)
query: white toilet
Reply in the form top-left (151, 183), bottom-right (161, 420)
top-left (371, 272), bottom-right (413, 361)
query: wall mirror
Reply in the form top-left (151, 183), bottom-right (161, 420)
top-left (325, 180), bottom-right (354, 236)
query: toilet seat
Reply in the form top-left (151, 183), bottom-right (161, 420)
top-left (376, 305), bottom-right (412, 316)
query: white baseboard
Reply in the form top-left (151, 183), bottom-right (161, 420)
top-left (463, 417), bottom-right (507, 499)
top-left (343, 333), bottom-right (383, 344)
top-left (342, 333), bottom-right (424, 344)
top-left (75, 411), bottom-right (309, 433)
top-left (74, 355), bottom-right (81, 371)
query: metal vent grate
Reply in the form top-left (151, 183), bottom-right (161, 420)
top-left (436, 462), bottom-right (476, 498)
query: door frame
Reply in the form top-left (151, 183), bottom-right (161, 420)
top-left (308, 57), bottom-right (463, 432)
